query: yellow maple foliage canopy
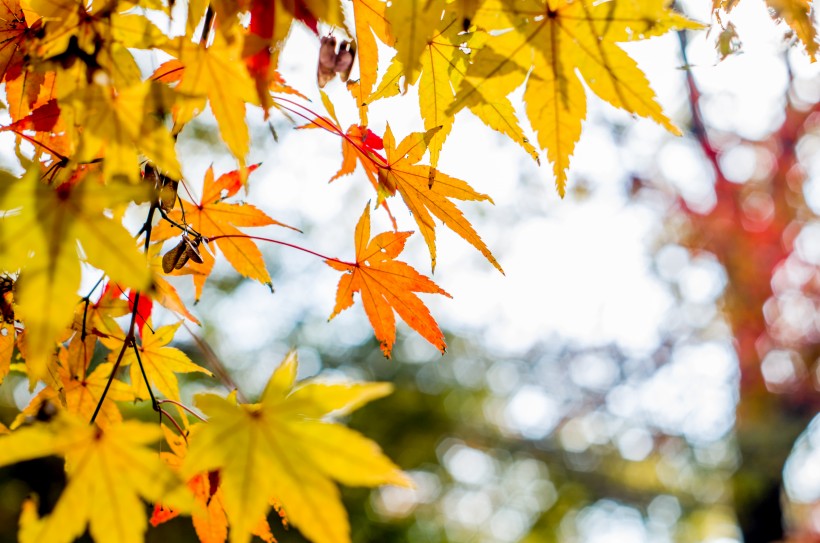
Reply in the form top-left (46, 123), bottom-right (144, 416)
top-left (0, 0), bottom-right (813, 542)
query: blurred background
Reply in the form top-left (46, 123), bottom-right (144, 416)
top-left (2, 0), bottom-right (820, 541)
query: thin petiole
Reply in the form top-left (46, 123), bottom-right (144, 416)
top-left (158, 406), bottom-right (188, 442)
top-left (158, 399), bottom-right (206, 422)
top-left (206, 234), bottom-right (354, 266)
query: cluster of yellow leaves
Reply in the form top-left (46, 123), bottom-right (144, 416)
top-left (0, 412), bottom-right (192, 543)
top-left (0, 353), bottom-right (406, 543)
top-left (0, 0), bottom-right (813, 542)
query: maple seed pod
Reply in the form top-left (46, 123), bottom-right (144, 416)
top-left (162, 239), bottom-right (188, 273)
top-left (183, 236), bottom-right (204, 264)
top-left (158, 176), bottom-right (179, 212)
top-left (317, 36), bottom-right (338, 88)
top-left (317, 37), bottom-right (357, 87)
top-left (335, 40), bottom-right (356, 82)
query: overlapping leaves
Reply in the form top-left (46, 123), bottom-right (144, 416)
top-left (0, 1), bottom-right (803, 543)
top-left (182, 352), bottom-right (410, 543)
top-left (0, 413), bottom-right (191, 543)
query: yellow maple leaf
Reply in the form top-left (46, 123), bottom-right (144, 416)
top-left (100, 320), bottom-right (212, 402)
top-left (450, 0), bottom-right (700, 196)
top-left (12, 335), bottom-right (136, 429)
top-left (372, 12), bottom-right (539, 167)
top-left (713, 0), bottom-right (817, 60)
top-left (0, 413), bottom-right (191, 543)
top-left (348, 0), bottom-right (395, 99)
top-left (377, 124), bottom-right (503, 272)
top-left (182, 351), bottom-right (411, 543)
top-left (385, 0), bottom-right (448, 92)
top-left (0, 168), bottom-right (151, 386)
top-left (327, 204), bottom-right (452, 357)
top-left (151, 424), bottom-right (280, 543)
top-left (69, 80), bottom-right (181, 182)
top-left (168, 34), bottom-right (258, 166)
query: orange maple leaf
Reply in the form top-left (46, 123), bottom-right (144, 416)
top-left (12, 335), bottom-right (136, 430)
top-left (0, 0), bottom-right (29, 83)
top-left (153, 164), bottom-right (295, 288)
top-left (150, 425), bottom-right (278, 543)
top-left (378, 124), bottom-right (503, 273)
top-left (1, 98), bottom-right (59, 133)
top-left (327, 205), bottom-right (451, 357)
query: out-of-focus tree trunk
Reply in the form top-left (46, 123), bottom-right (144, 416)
top-left (679, 30), bottom-right (820, 541)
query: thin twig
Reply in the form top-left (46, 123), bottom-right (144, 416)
top-left (677, 30), bottom-right (724, 183)
top-left (274, 96), bottom-right (390, 167)
top-left (158, 207), bottom-right (200, 237)
top-left (10, 131), bottom-right (69, 162)
top-left (90, 336), bottom-right (131, 423)
top-left (80, 275), bottom-right (106, 341)
top-left (90, 203), bottom-right (160, 424)
top-left (132, 344), bottom-right (159, 412)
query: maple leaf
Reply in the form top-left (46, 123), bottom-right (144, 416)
top-left (312, 92), bottom-right (391, 215)
top-left (166, 34), bottom-right (259, 165)
top-left (183, 351), bottom-right (410, 543)
top-left (385, 0), bottom-right (447, 92)
top-left (449, 0), bottom-right (700, 196)
top-left (327, 204), bottom-right (451, 357)
top-left (100, 320), bottom-right (212, 402)
top-left (71, 281), bottom-right (130, 339)
top-left (151, 424), bottom-right (279, 543)
top-left (5, 68), bottom-right (52, 125)
top-left (13, 335), bottom-right (136, 429)
top-left (0, 0), bottom-right (29, 82)
top-left (0, 413), bottom-right (191, 543)
top-left (372, 13), bottom-right (539, 167)
top-left (152, 164), bottom-right (294, 288)
top-left (1, 99), bottom-right (60, 134)
top-left (347, 0), bottom-right (395, 98)
top-left (377, 124), bottom-right (503, 272)
top-left (0, 169), bottom-right (151, 386)
top-left (125, 288), bottom-right (153, 338)
top-left (331, 123), bottom-right (385, 183)
top-left (4, 72), bottom-right (70, 159)
top-left (244, 0), bottom-right (339, 108)
top-left (68, 80), bottom-right (181, 182)
top-left (714, 0), bottom-right (818, 60)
